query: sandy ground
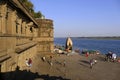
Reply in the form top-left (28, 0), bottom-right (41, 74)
top-left (30, 53), bottom-right (120, 80)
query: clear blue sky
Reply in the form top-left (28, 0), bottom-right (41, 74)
top-left (30, 0), bottom-right (120, 37)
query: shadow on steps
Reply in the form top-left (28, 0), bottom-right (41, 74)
top-left (0, 66), bottom-right (70, 80)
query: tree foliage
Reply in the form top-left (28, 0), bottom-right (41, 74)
top-left (21, 0), bottom-right (42, 18)
top-left (34, 11), bottom-right (42, 18)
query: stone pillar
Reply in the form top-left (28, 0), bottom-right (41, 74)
top-left (6, 9), bottom-right (17, 35)
top-left (0, 3), bottom-right (7, 34)
top-left (16, 18), bottom-right (22, 35)
top-left (25, 24), bottom-right (29, 36)
top-left (0, 15), bottom-right (5, 34)
top-left (22, 21), bottom-right (26, 35)
top-left (6, 9), bottom-right (12, 34)
top-left (12, 11), bottom-right (17, 35)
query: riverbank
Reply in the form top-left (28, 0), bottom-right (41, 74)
top-left (30, 52), bottom-right (120, 80)
top-left (1, 52), bottom-right (120, 80)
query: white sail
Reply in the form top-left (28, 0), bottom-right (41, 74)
top-left (67, 37), bottom-right (73, 46)
top-left (66, 37), bottom-right (73, 50)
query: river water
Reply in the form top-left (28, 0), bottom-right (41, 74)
top-left (54, 38), bottom-right (120, 56)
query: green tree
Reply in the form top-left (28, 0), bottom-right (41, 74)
top-left (21, 0), bottom-right (33, 12)
top-left (21, 0), bottom-right (42, 18)
top-left (34, 11), bottom-right (42, 18)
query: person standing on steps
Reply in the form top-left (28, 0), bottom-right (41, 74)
top-left (63, 60), bottom-right (66, 67)
top-left (28, 58), bottom-right (32, 67)
top-left (112, 53), bottom-right (117, 62)
top-left (90, 59), bottom-right (94, 69)
top-left (25, 59), bottom-right (29, 67)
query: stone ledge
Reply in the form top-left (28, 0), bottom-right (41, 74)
top-left (15, 42), bottom-right (37, 54)
top-left (0, 34), bottom-right (34, 38)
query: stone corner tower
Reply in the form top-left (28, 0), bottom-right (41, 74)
top-left (36, 18), bottom-right (54, 54)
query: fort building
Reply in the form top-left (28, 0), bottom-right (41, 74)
top-left (0, 0), bottom-right (54, 72)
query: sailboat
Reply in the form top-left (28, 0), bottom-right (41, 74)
top-left (65, 37), bottom-right (73, 52)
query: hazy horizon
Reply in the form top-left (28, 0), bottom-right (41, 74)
top-left (30, 0), bottom-right (120, 37)
top-left (54, 36), bottom-right (120, 38)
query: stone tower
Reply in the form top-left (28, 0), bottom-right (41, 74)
top-left (36, 18), bottom-right (54, 54)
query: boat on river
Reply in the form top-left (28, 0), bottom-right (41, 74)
top-left (65, 37), bottom-right (73, 52)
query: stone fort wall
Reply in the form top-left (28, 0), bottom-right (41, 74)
top-left (0, 0), bottom-right (54, 72)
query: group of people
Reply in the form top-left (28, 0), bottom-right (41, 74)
top-left (41, 55), bottom-right (53, 66)
top-left (89, 51), bottom-right (117, 69)
top-left (41, 55), bottom-right (67, 67)
top-left (105, 51), bottom-right (117, 62)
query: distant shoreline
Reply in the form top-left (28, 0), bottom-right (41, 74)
top-left (73, 37), bottom-right (120, 40)
top-left (55, 37), bottom-right (120, 40)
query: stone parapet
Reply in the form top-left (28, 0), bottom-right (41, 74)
top-left (36, 18), bottom-right (53, 27)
